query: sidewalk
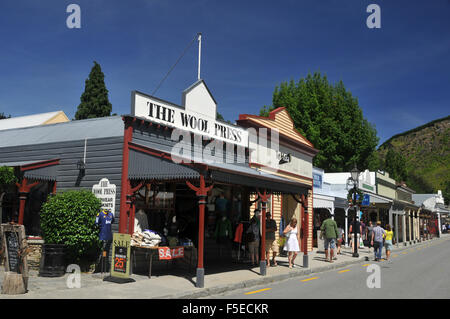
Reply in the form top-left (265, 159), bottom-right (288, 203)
top-left (1, 235), bottom-right (447, 299)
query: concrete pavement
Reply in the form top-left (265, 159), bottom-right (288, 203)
top-left (1, 235), bottom-right (447, 299)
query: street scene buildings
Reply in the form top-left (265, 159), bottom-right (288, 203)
top-left (0, 1), bottom-right (449, 302)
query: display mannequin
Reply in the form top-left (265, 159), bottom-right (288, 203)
top-left (95, 209), bottom-right (114, 273)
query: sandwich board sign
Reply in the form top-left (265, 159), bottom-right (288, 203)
top-left (1, 223), bottom-right (29, 294)
top-left (110, 233), bottom-right (131, 279)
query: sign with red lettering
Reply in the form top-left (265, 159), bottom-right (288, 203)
top-left (158, 247), bottom-right (184, 260)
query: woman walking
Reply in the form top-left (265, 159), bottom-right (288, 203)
top-left (283, 218), bottom-right (300, 268)
top-left (384, 224), bottom-right (394, 262)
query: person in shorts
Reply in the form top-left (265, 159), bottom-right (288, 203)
top-left (384, 224), bottom-right (394, 262)
top-left (320, 212), bottom-right (339, 263)
top-left (264, 212), bottom-right (279, 267)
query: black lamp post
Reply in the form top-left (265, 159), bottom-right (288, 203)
top-left (350, 165), bottom-right (360, 258)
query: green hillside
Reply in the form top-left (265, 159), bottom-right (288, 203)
top-left (377, 115), bottom-right (450, 194)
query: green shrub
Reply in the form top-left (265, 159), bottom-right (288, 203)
top-left (41, 190), bottom-right (102, 266)
top-left (0, 166), bottom-right (17, 186)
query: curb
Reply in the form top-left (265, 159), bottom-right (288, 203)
top-left (160, 236), bottom-right (447, 299)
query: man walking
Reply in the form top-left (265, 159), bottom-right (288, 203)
top-left (320, 212), bottom-right (339, 263)
top-left (265, 212), bottom-right (279, 267)
top-left (371, 221), bottom-right (386, 261)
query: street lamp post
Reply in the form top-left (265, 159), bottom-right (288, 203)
top-left (350, 165), bottom-right (360, 258)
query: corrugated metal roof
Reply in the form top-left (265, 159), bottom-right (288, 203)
top-left (0, 116), bottom-right (124, 148)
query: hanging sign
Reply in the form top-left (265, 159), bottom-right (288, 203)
top-left (92, 178), bottom-right (116, 213)
top-left (110, 233), bottom-right (131, 279)
top-left (132, 91), bottom-right (248, 147)
top-left (158, 246), bottom-right (184, 260)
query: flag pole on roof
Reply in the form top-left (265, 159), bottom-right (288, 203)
top-left (197, 32), bottom-right (202, 80)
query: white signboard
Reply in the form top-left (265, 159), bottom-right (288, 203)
top-left (92, 178), bottom-right (116, 212)
top-left (132, 91), bottom-right (248, 147)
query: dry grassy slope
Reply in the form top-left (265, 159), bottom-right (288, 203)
top-left (377, 116), bottom-right (450, 193)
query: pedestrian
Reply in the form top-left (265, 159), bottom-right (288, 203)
top-left (384, 224), bottom-right (394, 262)
top-left (349, 217), bottom-right (362, 254)
top-left (246, 212), bottom-right (260, 267)
top-left (264, 211), bottom-right (279, 267)
top-left (283, 217), bottom-right (300, 268)
top-left (371, 221), bottom-right (386, 261)
top-left (320, 212), bottom-right (339, 263)
top-left (336, 224), bottom-right (344, 255)
top-left (366, 221), bottom-right (374, 253)
top-left (360, 219), bottom-right (366, 248)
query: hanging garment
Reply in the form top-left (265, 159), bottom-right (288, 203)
top-left (215, 217), bottom-right (232, 239)
top-left (234, 223), bottom-right (244, 243)
top-left (96, 209), bottom-right (115, 241)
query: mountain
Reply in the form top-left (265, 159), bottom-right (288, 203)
top-left (377, 115), bottom-right (450, 194)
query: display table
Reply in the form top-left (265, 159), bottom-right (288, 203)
top-left (130, 245), bottom-right (194, 278)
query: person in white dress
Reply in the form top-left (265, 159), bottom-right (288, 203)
top-left (283, 217), bottom-right (300, 268)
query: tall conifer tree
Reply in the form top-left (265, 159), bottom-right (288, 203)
top-left (75, 61), bottom-right (112, 120)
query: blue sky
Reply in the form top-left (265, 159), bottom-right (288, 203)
top-left (0, 0), bottom-right (449, 145)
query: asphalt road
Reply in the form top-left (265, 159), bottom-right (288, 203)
top-left (214, 238), bottom-right (450, 299)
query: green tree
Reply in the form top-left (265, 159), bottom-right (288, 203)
top-left (260, 72), bottom-right (379, 172)
top-left (75, 61), bottom-right (112, 120)
top-left (0, 113), bottom-right (11, 119)
top-left (384, 148), bottom-right (407, 182)
top-left (442, 180), bottom-right (450, 206)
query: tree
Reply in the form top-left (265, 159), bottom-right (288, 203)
top-left (75, 61), bottom-right (112, 120)
top-left (0, 113), bottom-right (11, 119)
top-left (383, 148), bottom-right (407, 182)
top-left (260, 72), bottom-right (379, 172)
top-left (443, 180), bottom-right (450, 206)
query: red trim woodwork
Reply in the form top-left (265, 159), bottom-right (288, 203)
top-left (20, 159), bottom-right (60, 172)
top-left (257, 189), bottom-right (268, 264)
top-left (119, 117), bottom-right (135, 234)
top-left (186, 175), bottom-right (213, 271)
top-left (15, 178), bottom-right (40, 225)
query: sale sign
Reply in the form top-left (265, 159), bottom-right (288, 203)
top-left (110, 233), bottom-right (131, 279)
top-left (158, 247), bottom-right (184, 260)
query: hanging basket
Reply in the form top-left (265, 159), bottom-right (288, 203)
top-left (347, 188), bottom-right (364, 206)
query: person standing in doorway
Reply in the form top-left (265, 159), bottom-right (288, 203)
top-left (283, 218), bottom-right (300, 268)
top-left (320, 212), bottom-right (339, 263)
top-left (371, 221), bottom-right (386, 261)
top-left (265, 211), bottom-right (278, 267)
top-left (246, 212), bottom-right (260, 267)
top-left (384, 224), bottom-right (394, 262)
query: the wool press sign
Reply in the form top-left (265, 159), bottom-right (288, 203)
top-left (92, 178), bottom-right (116, 212)
top-left (132, 91), bottom-right (248, 148)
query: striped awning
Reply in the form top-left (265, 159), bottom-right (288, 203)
top-left (0, 159), bottom-right (59, 181)
top-left (128, 149), bottom-right (200, 181)
top-left (128, 146), bottom-right (309, 195)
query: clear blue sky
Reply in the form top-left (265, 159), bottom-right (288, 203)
top-left (0, 0), bottom-right (449, 145)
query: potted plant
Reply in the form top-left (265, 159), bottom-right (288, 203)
top-left (39, 190), bottom-right (102, 276)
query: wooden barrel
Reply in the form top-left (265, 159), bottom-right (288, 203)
top-left (39, 244), bottom-right (66, 277)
